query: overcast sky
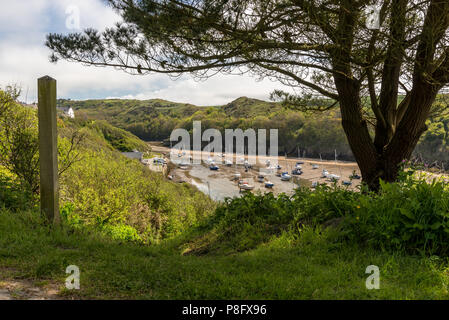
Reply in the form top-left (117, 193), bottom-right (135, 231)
top-left (0, 0), bottom-right (293, 106)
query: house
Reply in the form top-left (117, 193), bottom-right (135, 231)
top-left (58, 106), bottom-right (75, 119)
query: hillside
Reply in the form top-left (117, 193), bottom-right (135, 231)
top-left (58, 97), bottom-right (354, 160)
top-left (58, 96), bottom-right (449, 166)
top-left (3, 89), bottom-right (449, 300)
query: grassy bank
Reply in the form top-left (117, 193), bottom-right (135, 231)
top-left (2, 89), bottom-right (449, 300)
top-left (1, 208), bottom-right (449, 300)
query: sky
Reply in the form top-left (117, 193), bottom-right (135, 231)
top-left (0, 0), bottom-right (293, 106)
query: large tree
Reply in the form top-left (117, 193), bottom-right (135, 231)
top-left (46, 0), bottom-right (449, 190)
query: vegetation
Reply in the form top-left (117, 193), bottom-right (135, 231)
top-left (2, 89), bottom-right (449, 299)
top-left (58, 96), bottom-right (449, 166)
top-left (0, 89), bottom-right (215, 244)
top-left (1, 175), bottom-right (449, 299)
top-left (47, 0), bottom-right (449, 190)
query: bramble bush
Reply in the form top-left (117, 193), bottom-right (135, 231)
top-left (191, 173), bottom-right (449, 256)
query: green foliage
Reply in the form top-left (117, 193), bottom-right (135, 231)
top-left (343, 177), bottom-right (449, 256)
top-left (0, 92), bottom-right (40, 193)
top-left (0, 91), bottom-right (215, 244)
top-left (186, 175), bottom-right (449, 257)
top-left (58, 96), bottom-right (449, 164)
top-left (59, 129), bottom-right (214, 244)
top-left (57, 97), bottom-right (356, 159)
top-left (0, 169), bottom-right (34, 211)
top-left (185, 192), bottom-right (295, 254)
top-left (2, 207), bottom-right (449, 299)
top-left (101, 223), bottom-right (142, 243)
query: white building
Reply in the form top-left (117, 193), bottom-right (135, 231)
top-left (58, 106), bottom-right (75, 119)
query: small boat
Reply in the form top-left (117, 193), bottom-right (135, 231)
top-left (238, 180), bottom-right (255, 191)
top-left (225, 159), bottom-right (233, 166)
top-left (296, 161), bottom-right (304, 165)
top-left (342, 180), bottom-right (352, 186)
top-left (350, 174), bottom-right (361, 179)
top-left (281, 172), bottom-right (292, 181)
top-left (321, 169), bottom-right (329, 178)
top-left (312, 164), bottom-right (319, 169)
top-left (240, 184), bottom-right (255, 191)
top-left (311, 181), bottom-right (318, 188)
top-left (292, 168), bottom-right (303, 175)
top-left (209, 164), bottom-right (219, 171)
top-left (257, 175), bottom-right (265, 183)
top-left (328, 174), bottom-right (340, 181)
top-left (265, 181), bottom-right (274, 188)
top-left (295, 164), bottom-right (302, 170)
top-left (231, 173), bottom-right (241, 180)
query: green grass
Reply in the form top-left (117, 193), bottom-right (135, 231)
top-left (1, 209), bottom-right (449, 300)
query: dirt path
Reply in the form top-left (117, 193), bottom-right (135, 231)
top-left (0, 268), bottom-right (61, 300)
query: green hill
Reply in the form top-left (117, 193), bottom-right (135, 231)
top-left (57, 96), bottom-right (449, 166)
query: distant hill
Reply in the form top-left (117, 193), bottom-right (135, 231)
top-left (57, 97), bottom-right (280, 119)
top-left (57, 96), bottom-right (449, 165)
top-left (222, 97), bottom-right (283, 117)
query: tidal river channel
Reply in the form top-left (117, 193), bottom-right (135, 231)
top-left (149, 143), bottom-right (361, 202)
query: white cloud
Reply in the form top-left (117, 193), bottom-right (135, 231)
top-left (0, 0), bottom-right (294, 106)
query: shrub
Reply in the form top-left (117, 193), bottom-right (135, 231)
top-left (343, 177), bottom-right (449, 255)
top-left (184, 192), bottom-right (295, 254)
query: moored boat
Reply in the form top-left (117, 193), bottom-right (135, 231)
top-left (265, 181), bottom-right (274, 188)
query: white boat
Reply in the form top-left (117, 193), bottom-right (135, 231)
top-left (179, 163), bottom-right (189, 170)
top-left (231, 172), bottom-right (241, 180)
top-left (281, 172), bottom-right (292, 181)
top-left (257, 174), bottom-right (265, 183)
top-left (225, 159), bottom-right (233, 166)
top-left (210, 164), bottom-right (219, 171)
top-left (240, 184), bottom-right (255, 191)
top-left (321, 169), bottom-right (329, 178)
top-left (265, 181), bottom-right (274, 188)
top-left (328, 174), bottom-right (340, 181)
top-left (238, 180), bottom-right (254, 190)
top-left (312, 164), bottom-right (319, 169)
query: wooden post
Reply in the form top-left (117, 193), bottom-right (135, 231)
top-left (38, 76), bottom-right (60, 224)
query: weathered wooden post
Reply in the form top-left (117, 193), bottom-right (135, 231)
top-left (38, 76), bottom-right (60, 224)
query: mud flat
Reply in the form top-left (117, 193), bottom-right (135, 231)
top-left (149, 142), bottom-right (362, 202)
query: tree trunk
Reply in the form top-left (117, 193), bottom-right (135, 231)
top-left (351, 81), bottom-right (440, 191)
